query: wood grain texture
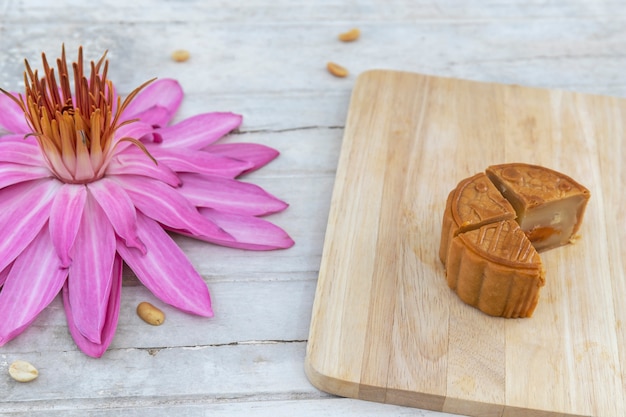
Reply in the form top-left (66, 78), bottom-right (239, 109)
top-left (305, 70), bottom-right (625, 416)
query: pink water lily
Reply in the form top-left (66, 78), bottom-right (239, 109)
top-left (0, 47), bottom-right (293, 357)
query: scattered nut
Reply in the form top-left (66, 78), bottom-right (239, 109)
top-left (137, 301), bottom-right (165, 326)
top-left (9, 360), bottom-right (38, 383)
top-left (338, 28), bottom-right (360, 42)
top-left (327, 62), bottom-right (349, 78)
top-left (171, 49), bottom-right (190, 62)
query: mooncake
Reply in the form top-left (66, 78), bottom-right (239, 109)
top-left (440, 163), bottom-right (590, 318)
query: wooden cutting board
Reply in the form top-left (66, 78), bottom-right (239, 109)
top-left (305, 70), bottom-right (626, 417)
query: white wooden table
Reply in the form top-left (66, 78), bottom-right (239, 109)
top-left (0, 1), bottom-right (623, 415)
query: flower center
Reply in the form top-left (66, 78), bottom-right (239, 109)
top-left (4, 46), bottom-right (153, 184)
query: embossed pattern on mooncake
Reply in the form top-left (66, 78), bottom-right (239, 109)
top-left (446, 220), bottom-right (544, 318)
top-left (439, 173), bottom-right (516, 265)
top-left (451, 172), bottom-right (516, 229)
top-left (462, 220), bottom-right (540, 267)
top-left (486, 163), bottom-right (590, 209)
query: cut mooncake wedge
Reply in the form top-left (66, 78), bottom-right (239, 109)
top-left (440, 163), bottom-right (589, 318)
top-left (439, 172), bottom-right (516, 265)
top-left (446, 219), bottom-right (545, 318)
top-left (486, 163), bottom-right (590, 252)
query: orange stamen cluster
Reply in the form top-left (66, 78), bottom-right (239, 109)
top-left (2, 46), bottom-right (153, 183)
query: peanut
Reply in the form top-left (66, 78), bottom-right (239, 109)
top-left (171, 49), bottom-right (190, 62)
top-left (327, 62), bottom-right (349, 78)
top-left (338, 28), bottom-right (360, 42)
top-left (137, 301), bottom-right (165, 326)
top-left (9, 360), bottom-right (38, 382)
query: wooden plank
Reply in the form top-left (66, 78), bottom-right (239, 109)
top-left (305, 70), bottom-right (625, 416)
top-left (0, 398), bottom-right (459, 417)
top-left (0, 279), bottom-right (316, 353)
top-left (3, 0), bottom-right (626, 24)
top-left (3, 19), bottom-right (626, 98)
top-left (0, 342), bottom-right (316, 410)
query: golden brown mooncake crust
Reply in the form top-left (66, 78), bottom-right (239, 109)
top-left (440, 163), bottom-right (589, 318)
top-left (446, 220), bottom-right (545, 318)
top-left (439, 172), bottom-right (516, 265)
top-left (486, 163), bottom-right (590, 209)
top-left (486, 163), bottom-right (590, 251)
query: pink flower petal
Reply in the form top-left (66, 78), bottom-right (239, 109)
top-left (0, 163), bottom-right (51, 189)
top-left (125, 106), bottom-right (172, 130)
top-left (110, 120), bottom-right (155, 154)
top-left (116, 213), bottom-right (213, 316)
top-left (0, 179), bottom-right (60, 272)
top-left (113, 120), bottom-right (154, 142)
top-left (121, 79), bottom-right (183, 127)
top-left (156, 112), bottom-right (242, 149)
top-left (0, 133), bottom-right (37, 143)
top-left (0, 226), bottom-right (68, 346)
top-left (67, 193), bottom-right (116, 344)
top-left (64, 254), bottom-right (123, 358)
top-left (147, 146), bottom-right (253, 178)
top-left (49, 184), bottom-right (87, 267)
top-left (0, 137), bottom-right (45, 166)
top-left (178, 173), bottom-right (288, 216)
top-left (193, 208), bottom-right (295, 250)
top-left (0, 263), bottom-right (11, 287)
top-left (208, 143), bottom-right (280, 175)
top-left (114, 175), bottom-right (234, 242)
top-left (106, 150), bottom-right (181, 187)
top-left (97, 121), bottom-right (155, 177)
top-left (0, 92), bottom-right (29, 134)
top-left (88, 178), bottom-right (146, 253)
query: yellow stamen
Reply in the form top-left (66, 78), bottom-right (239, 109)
top-left (1, 46), bottom-right (156, 184)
